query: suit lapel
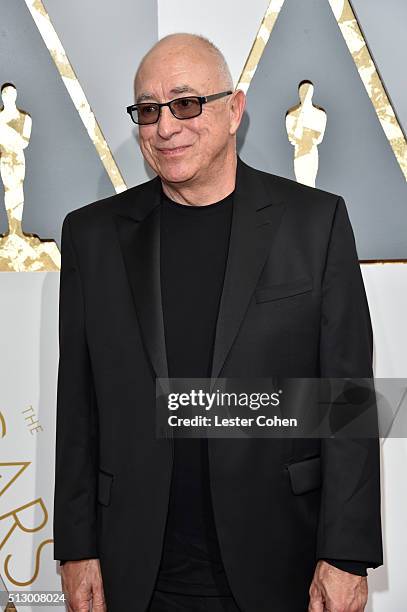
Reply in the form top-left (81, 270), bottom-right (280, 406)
top-left (114, 159), bottom-right (286, 383)
top-left (210, 158), bottom-right (286, 379)
top-left (114, 176), bottom-right (169, 380)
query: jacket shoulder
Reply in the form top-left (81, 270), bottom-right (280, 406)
top-left (240, 160), bottom-right (344, 231)
top-left (247, 161), bottom-right (340, 205)
top-left (62, 175), bottom-right (159, 229)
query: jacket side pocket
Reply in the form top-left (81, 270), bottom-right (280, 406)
top-left (286, 455), bottom-right (321, 495)
top-left (97, 469), bottom-right (114, 506)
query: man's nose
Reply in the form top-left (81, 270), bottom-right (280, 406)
top-left (157, 106), bottom-right (182, 138)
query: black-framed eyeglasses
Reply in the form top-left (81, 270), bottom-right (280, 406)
top-left (126, 90), bottom-right (233, 125)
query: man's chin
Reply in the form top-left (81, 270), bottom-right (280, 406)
top-left (158, 163), bottom-right (198, 185)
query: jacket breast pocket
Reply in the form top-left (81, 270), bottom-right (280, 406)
top-left (97, 469), bottom-right (114, 506)
top-left (286, 455), bottom-right (321, 495)
top-left (255, 276), bottom-right (313, 304)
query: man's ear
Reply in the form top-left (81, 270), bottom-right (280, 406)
top-left (229, 89), bottom-right (246, 136)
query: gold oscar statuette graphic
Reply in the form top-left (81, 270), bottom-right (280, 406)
top-left (285, 81), bottom-right (327, 187)
top-left (237, 0), bottom-right (407, 182)
top-left (0, 83), bottom-right (60, 272)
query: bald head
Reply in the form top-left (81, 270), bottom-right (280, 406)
top-left (134, 33), bottom-right (233, 99)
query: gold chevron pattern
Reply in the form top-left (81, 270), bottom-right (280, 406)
top-left (24, 0), bottom-right (126, 194)
top-left (237, 0), bottom-right (407, 182)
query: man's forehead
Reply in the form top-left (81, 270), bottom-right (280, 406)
top-left (135, 84), bottom-right (202, 103)
top-left (135, 45), bottom-right (217, 99)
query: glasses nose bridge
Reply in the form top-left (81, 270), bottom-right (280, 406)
top-left (160, 100), bottom-right (178, 120)
top-left (156, 102), bottom-right (181, 129)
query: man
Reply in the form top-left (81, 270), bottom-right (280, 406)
top-left (53, 33), bottom-right (382, 612)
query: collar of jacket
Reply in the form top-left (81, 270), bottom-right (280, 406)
top-left (114, 156), bottom-right (286, 382)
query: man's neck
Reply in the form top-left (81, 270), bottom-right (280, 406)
top-left (160, 152), bottom-right (237, 206)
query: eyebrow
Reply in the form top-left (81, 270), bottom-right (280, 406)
top-left (135, 85), bottom-right (200, 104)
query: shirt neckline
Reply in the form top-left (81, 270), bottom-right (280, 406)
top-left (161, 189), bottom-right (234, 215)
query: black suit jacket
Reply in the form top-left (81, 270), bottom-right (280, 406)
top-left (53, 158), bottom-right (382, 611)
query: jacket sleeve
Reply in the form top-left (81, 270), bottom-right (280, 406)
top-left (53, 214), bottom-right (99, 561)
top-left (322, 558), bottom-right (369, 576)
top-left (316, 196), bottom-right (383, 567)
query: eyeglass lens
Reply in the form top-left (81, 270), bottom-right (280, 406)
top-left (134, 97), bottom-right (202, 124)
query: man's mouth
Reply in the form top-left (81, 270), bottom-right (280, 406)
top-left (157, 145), bottom-right (191, 156)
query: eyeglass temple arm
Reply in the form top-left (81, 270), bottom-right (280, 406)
top-left (202, 90), bottom-right (233, 103)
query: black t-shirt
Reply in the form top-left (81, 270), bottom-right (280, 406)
top-left (155, 188), bottom-right (234, 596)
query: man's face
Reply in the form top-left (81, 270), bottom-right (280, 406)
top-left (134, 43), bottom-right (237, 185)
